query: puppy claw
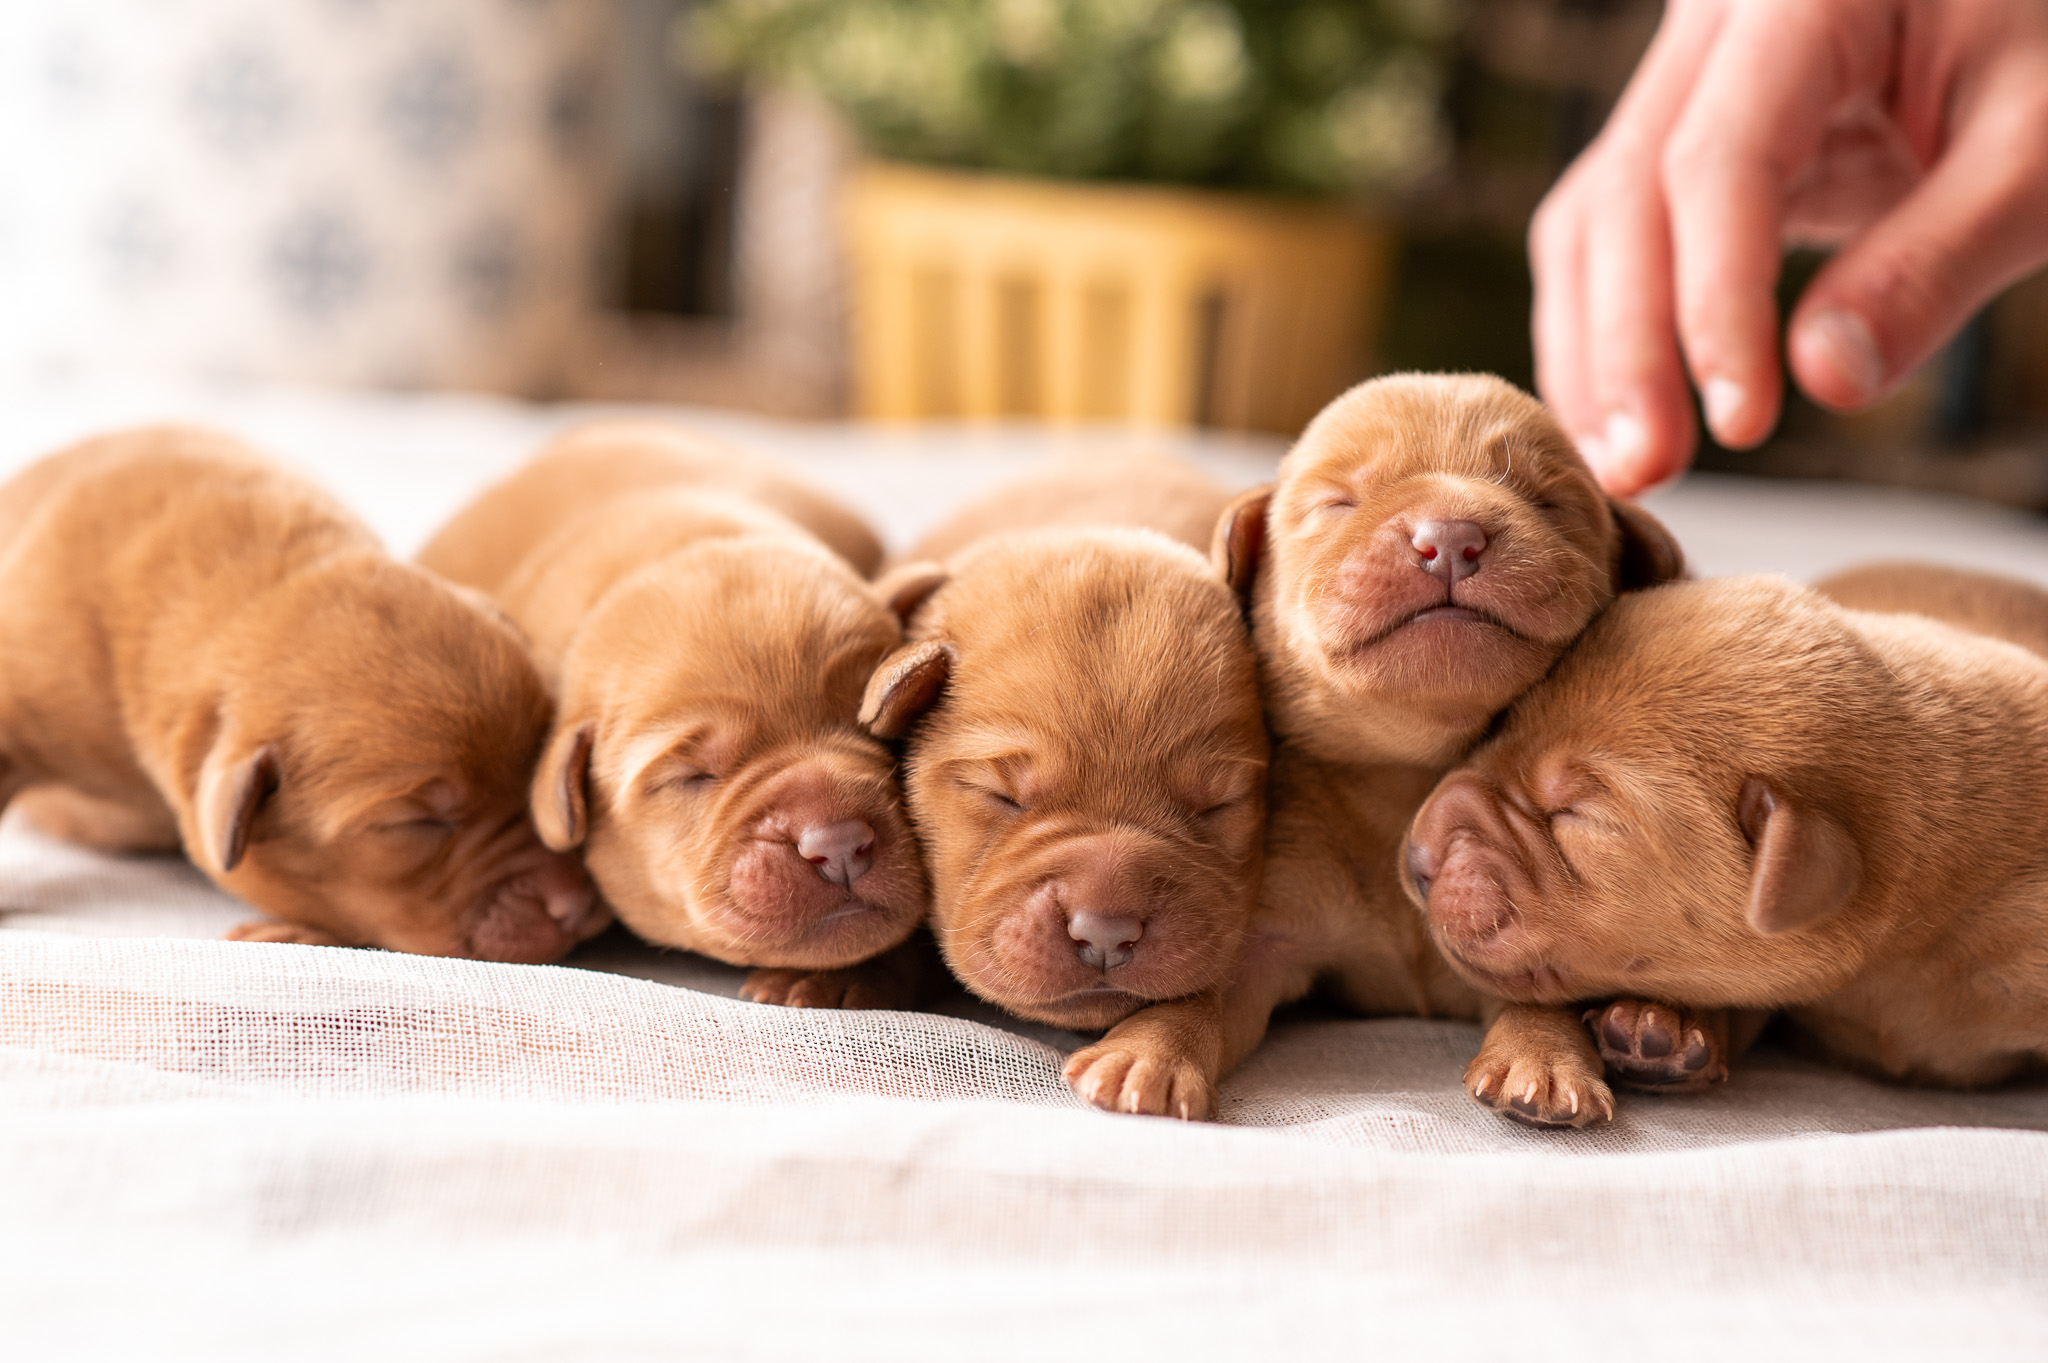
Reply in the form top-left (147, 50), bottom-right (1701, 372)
top-left (740, 964), bottom-right (912, 1012)
top-left (1590, 1000), bottom-right (1729, 1093)
top-left (1464, 1050), bottom-right (1614, 1130)
top-left (1064, 1039), bottom-right (1215, 1122)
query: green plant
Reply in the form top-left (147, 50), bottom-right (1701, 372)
top-left (689, 0), bottom-right (1461, 195)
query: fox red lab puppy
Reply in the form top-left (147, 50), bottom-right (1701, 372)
top-left (418, 423), bottom-right (927, 982)
top-left (1084, 374), bottom-right (1686, 1126)
top-left (824, 454), bottom-right (1269, 1117)
top-left (0, 426), bottom-right (602, 960)
top-left (1405, 565), bottom-right (2048, 1090)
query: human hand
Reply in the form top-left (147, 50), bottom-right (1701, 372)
top-left (1530, 0), bottom-right (2048, 495)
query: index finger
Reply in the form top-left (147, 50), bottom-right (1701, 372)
top-left (1660, 0), bottom-right (1894, 448)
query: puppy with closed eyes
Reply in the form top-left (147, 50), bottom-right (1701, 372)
top-left (417, 424), bottom-right (928, 984)
top-left (1404, 565), bottom-right (2048, 1091)
top-left (788, 454), bottom-right (1267, 1117)
top-left (1079, 373), bottom-right (1687, 1125)
top-left (0, 426), bottom-right (602, 960)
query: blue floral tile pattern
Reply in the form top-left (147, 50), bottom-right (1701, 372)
top-left (0, 0), bottom-right (619, 394)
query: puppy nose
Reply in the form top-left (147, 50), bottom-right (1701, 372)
top-left (797, 819), bottom-right (875, 887)
top-left (1068, 910), bottom-right (1143, 972)
top-left (1412, 519), bottom-right (1487, 584)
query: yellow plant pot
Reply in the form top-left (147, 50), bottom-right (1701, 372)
top-left (843, 161), bottom-right (1394, 434)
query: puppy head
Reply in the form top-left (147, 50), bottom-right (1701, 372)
top-left (197, 558), bottom-right (606, 962)
top-left (535, 536), bottom-right (927, 969)
top-left (1234, 372), bottom-right (1682, 767)
top-left (1400, 577), bottom-right (1902, 1010)
top-left (869, 529), bottom-right (1268, 1030)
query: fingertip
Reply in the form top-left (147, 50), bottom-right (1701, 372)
top-left (1698, 374), bottom-right (1778, 449)
top-left (1789, 306), bottom-right (1888, 411)
top-left (1581, 408), bottom-right (1691, 497)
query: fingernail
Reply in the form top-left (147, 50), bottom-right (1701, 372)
top-left (1574, 430), bottom-right (1609, 469)
top-left (1701, 377), bottom-right (1746, 437)
top-left (1603, 410), bottom-right (1648, 471)
top-left (1802, 308), bottom-right (1886, 404)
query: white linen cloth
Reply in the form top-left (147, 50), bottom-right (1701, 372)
top-left (1, 380), bottom-right (2044, 1361)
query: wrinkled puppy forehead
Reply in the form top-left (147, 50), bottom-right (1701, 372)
top-left (1484, 576), bottom-right (1885, 782)
top-left (1281, 372), bottom-right (1584, 491)
top-left (579, 537), bottom-right (901, 703)
top-left (917, 527), bottom-right (1266, 778)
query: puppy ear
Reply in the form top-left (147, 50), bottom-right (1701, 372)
top-left (873, 560), bottom-right (950, 626)
top-left (533, 723), bottom-right (594, 850)
top-left (1211, 484), bottom-right (1272, 607)
top-left (1738, 777), bottom-right (1861, 935)
top-left (861, 640), bottom-right (953, 741)
top-left (1608, 496), bottom-right (1685, 590)
top-left (196, 744), bottom-right (279, 874)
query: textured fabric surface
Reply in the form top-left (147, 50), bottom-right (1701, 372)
top-left (2, 383), bottom-right (2046, 1359)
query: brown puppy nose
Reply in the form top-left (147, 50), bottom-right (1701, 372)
top-left (1412, 519), bottom-right (1487, 584)
top-left (797, 819), bottom-right (875, 887)
top-left (1068, 910), bottom-right (1143, 971)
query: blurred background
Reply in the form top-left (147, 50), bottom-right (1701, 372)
top-left (3, 0), bottom-right (2045, 505)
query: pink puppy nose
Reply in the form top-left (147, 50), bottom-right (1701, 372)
top-left (797, 819), bottom-right (875, 887)
top-left (1068, 910), bottom-right (1142, 972)
top-left (1412, 519), bottom-right (1488, 584)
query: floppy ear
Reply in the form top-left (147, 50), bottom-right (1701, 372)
top-left (196, 744), bottom-right (279, 874)
top-left (860, 640), bottom-right (953, 741)
top-left (533, 723), bottom-right (594, 850)
top-left (1211, 484), bottom-right (1271, 609)
top-left (1608, 496), bottom-right (1685, 591)
top-left (873, 560), bottom-right (950, 626)
top-left (1738, 777), bottom-right (1861, 935)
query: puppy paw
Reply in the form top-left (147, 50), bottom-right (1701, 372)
top-left (1063, 1039), bottom-right (1216, 1121)
top-left (225, 921), bottom-right (348, 947)
top-left (1587, 999), bottom-right (1727, 1092)
top-left (1465, 1048), bottom-right (1614, 1129)
top-left (740, 964), bottom-right (912, 1011)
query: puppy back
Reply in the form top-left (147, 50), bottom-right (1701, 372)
top-left (911, 452), bottom-right (1235, 563)
top-left (1817, 562), bottom-right (2048, 661)
top-left (418, 422), bottom-right (883, 591)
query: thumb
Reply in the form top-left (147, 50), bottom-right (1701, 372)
top-left (1788, 76), bottom-right (2048, 411)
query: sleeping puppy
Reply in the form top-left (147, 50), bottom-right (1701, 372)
top-left (1403, 567), bottom-right (2048, 1090)
top-left (1071, 373), bottom-right (1687, 1125)
top-left (417, 425), bottom-right (927, 978)
top-left (817, 455), bottom-right (1268, 1116)
top-left (0, 426), bottom-right (602, 961)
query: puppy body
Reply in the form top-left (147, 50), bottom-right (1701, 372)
top-left (840, 457), bottom-right (1268, 1117)
top-left (0, 427), bottom-right (601, 959)
top-left (423, 421), bottom-right (885, 589)
top-left (1089, 374), bottom-right (1685, 1125)
top-left (418, 429), bottom-right (927, 973)
top-left (1406, 568), bottom-right (2048, 1087)
top-left (908, 451), bottom-right (1236, 564)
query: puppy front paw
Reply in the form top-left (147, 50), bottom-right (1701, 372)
top-left (1064, 1039), bottom-right (1216, 1121)
top-left (225, 921), bottom-right (348, 947)
top-left (1465, 1048), bottom-right (1615, 1129)
top-left (740, 964), bottom-right (912, 1010)
top-left (1588, 999), bottom-right (1727, 1092)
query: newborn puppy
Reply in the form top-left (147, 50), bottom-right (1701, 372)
top-left (1240, 372), bottom-right (1681, 768)
top-left (837, 455), bottom-right (1268, 1116)
top-left (1078, 373), bottom-right (1687, 1126)
top-left (1404, 568), bottom-right (2048, 1089)
top-left (0, 426), bottom-right (601, 960)
top-left (417, 425), bottom-right (927, 976)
